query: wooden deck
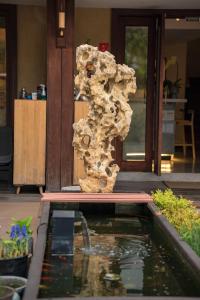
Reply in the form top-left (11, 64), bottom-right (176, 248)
top-left (41, 192), bottom-right (152, 203)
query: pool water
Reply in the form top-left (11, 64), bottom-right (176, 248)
top-left (38, 208), bottom-right (200, 298)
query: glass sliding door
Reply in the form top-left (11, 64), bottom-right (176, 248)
top-left (123, 26), bottom-right (148, 162)
top-left (112, 15), bottom-right (156, 171)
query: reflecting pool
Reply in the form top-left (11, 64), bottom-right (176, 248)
top-left (39, 205), bottom-right (200, 298)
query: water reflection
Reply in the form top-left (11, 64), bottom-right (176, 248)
top-left (39, 215), bottom-right (200, 298)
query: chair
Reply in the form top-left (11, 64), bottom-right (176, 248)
top-left (175, 110), bottom-right (195, 160)
top-left (0, 126), bottom-right (13, 184)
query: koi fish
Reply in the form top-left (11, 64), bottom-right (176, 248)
top-left (41, 276), bottom-right (53, 281)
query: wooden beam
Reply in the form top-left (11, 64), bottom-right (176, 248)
top-left (61, 0), bottom-right (74, 188)
top-left (154, 13), bottom-right (165, 175)
top-left (46, 0), bottom-right (62, 191)
top-left (42, 192), bottom-right (153, 203)
top-left (165, 9), bottom-right (200, 18)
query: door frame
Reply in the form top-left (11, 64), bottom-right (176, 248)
top-left (112, 9), bottom-right (200, 175)
top-left (111, 10), bottom-right (161, 172)
top-left (154, 13), bottom-right (165, 175)
top-left (0, 4), bottom-right (17, 127)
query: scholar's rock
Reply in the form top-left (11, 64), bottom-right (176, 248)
top-left (73, 45), bottom-right (136, 193)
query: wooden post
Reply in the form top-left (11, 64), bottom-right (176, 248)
top-left (154, 13), bottom-right (165, 175)
top-left (46, 0), bottom-right (74, 191)
top-left (61, 0), bottom-right (75, 188)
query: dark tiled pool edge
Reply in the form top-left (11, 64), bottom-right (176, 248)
top-left (23, 202), bottom-right (200, 300)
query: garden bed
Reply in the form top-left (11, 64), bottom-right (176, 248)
top-left (148, 202), bottom-right (200, 278)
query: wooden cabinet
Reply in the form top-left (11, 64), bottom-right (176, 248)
top-left (13, 100), bottom-right (46, 193)
top-left (73, 101), bottom-right (88, 185)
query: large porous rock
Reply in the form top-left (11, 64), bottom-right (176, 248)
top-left (73, 45), bottom-right (136, 193)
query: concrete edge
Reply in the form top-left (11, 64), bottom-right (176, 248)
top-left (23, 202), bottom-right (50, 300)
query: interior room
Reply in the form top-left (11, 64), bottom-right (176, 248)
top-left (161, 17), bottom-right (200, 173)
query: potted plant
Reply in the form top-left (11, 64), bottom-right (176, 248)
top-left (170, 78), bottom-right (181, 99)
top-left (0, 276), bottom-right (27, 298)
top-left (163, 79), bottom-right (181, 99)
top-left (0, 286), bottom-right (14, 300)
top-left (0, 217), bottom-right (32, 277)
top-left (10, 216), bottom-right (33, 254)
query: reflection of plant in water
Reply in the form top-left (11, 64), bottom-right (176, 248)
top-left (125, 28), bottom-right (147, 143)
top-left (125, 27), bottom-right (147, 90)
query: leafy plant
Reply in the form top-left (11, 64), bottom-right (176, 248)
top-left (163, 79), bottom-right (182, 98)
top-left (172, 78), bottom-right (181, 89)
top-left (180, 221), bottom-right (200, 256)
top-left (10, 216), bottom-right (32, 235)
top-left (0, 239), bottom-right (29, 259)
top-left (0, 217), bottom-right (32, 259)
top-left (152, 189), bottom-right (200, 256)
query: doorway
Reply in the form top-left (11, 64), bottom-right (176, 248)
top-left (112, 13), bottom-right (157, 172)
top-left (0, 5), bottom-right (17, 127)
top-left (161, 14), bottom-right (200, 174)
top-left (0, 5), bottom-right (17, 189)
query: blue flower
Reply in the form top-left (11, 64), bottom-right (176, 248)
top-left (15, 224), bottom-right (20, 234)
top-left (9, 224), bottom-right (28, 240)
top-left (10, 225), bottom-right (17, 239)
top-left (21, 225), bottom-right (28, 238)
top-left (18, 233), bottom-right (24, 241)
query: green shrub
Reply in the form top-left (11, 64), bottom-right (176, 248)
top-left (180, 221), bottom-right (200, 257)
top-left (152, 189), bottom-right (200, 256)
